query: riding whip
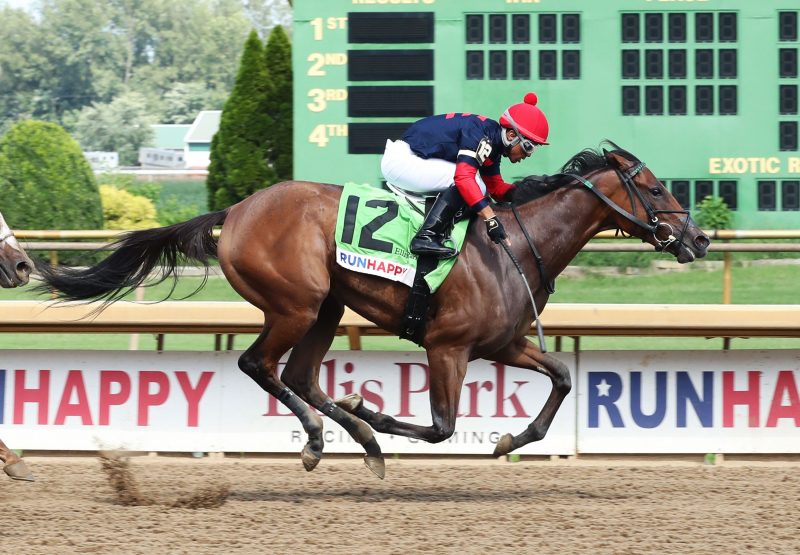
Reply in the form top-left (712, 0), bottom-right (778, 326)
top-left (499, 242), bottom-right (547, 353)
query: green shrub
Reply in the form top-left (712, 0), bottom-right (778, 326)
top-left (157, 196), bottom-right (200, 226)
top-left (126, 182), bottom-right (161, 206)
top-left (694, 196), bottom-right (733, 230)
top-left (121, 178), bottom-right (205, 226)
top-left (0, 120), bottom-right (103, 230)
top-left (97, 174), bottom-right (161, 205)
top-left (99, 185), bottom-right (159, 229)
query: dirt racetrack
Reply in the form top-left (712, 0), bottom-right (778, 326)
top-left (1, 455), bottom-right (799, 555)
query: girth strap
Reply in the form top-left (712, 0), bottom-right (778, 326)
top-left (399, 254), bottom-right (438, 345)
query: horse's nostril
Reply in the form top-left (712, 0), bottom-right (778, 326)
top-left (695, 234), bottom-right (710, 250)
top-left (16, 261), bottom-right (32, 277)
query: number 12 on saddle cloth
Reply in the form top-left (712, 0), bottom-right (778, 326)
top-left (334, 182), bottom-right (469, 292)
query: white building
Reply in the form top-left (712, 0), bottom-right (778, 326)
top-left (84, 151), bottom-right (119, 170)
top-left (183, 111), bottom-right (221, 169)
top-left (138, 147), bottom-right (185, 168)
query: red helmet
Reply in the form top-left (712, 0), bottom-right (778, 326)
top-left (499, 92), bottom-right (549, 145)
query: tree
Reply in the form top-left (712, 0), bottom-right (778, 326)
top-left (0, 6), bottom-right (71, 133)
top-left (264, 25), bottom-right (293, 182)
top-left (72, 91), bottom-right (155, 165)
top-left (694, 196), bottom-right (733, 230)
top-left (243, 0), bottom-right (293, 38)
top-left (0, 120), bottom-right (103, 231)
top-left (0, 0), bottom-right (256, 133)
top-left (162, 81), bottom-right (217, 124)
top-left (137, 0), bottom-right (252, 112)
top-left (206, 30), bottom-right (275, 211)
top-left (205, 132), bottom-right (231, 208)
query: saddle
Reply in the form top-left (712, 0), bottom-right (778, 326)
top-left (384, 181), bottom-right (431, 216)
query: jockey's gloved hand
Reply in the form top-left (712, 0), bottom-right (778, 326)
top-left (485, 216), bottom-right (507, 244)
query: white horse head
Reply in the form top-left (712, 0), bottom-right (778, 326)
top-left (0, 209), bottom-right (33, 287)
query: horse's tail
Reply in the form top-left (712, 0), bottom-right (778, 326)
top-left (35, 209), bottom-right (229, 304)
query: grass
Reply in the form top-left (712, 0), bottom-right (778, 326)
top-left (126, 178), bottom-right (208, 213)
top-left (553, 263), bottom-right (800, 304)
top-left (0, 261), bottom-right (797, 351)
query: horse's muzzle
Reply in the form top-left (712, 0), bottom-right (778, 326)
top-left (693, 233), bottom-right (711, 252)
top-left (0, 258), bottom-right (32, 288)
top-left (671, 231), bottom-right (710, 264)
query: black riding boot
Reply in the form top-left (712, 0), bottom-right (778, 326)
top-left (410, 186), bottom-right (465, 259)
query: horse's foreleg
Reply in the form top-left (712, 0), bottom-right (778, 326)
top-left (336, 347), bottom-right (468, 444)
top-left (281, 298), bottom-right (386, 479)
top-left (238, 318), bottom-right (325, 472)
top-left (487, 337), bottom-right (572, 456)
top-left (0, 438), bottom-right (34, 481)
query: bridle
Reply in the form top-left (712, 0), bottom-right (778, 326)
top-left (509, 160), bottom-right (691, 298)
top-left (561, 161), bottom-right (691, 253)
top-left (504, 157), bottom-right (692, 354)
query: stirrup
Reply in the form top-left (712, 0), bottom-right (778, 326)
top-left (410, 237), bottom-right (457, 259)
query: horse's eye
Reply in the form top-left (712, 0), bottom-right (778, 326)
top-left (650, 187), bottom-right (664, 197)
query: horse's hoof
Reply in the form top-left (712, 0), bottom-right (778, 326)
top-left (364, 455), bottom-right (386, 480)
top-left (492, 433), bottom-right (515, 458)
top-left (4, 461), bottom-right (35, 482)
top-left (300, 445), bottom-right (321, 472)
top-left (335, 393), bottom-right (364, 413)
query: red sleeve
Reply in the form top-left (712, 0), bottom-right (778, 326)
top-left (454, 161), bottom-right (488, 208)
top-left (481, 173), bottom-right (516, 202)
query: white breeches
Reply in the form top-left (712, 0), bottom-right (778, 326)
top-left (380, 139), bottom-right (487, 195)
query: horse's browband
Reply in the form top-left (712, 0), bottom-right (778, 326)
top-left (625, 162), bottom-right (645, 178)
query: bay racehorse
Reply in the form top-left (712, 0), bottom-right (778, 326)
top-left (35, 144), bottom-right (709, 479)
top-left (0, 208), bottom-right (35, 481)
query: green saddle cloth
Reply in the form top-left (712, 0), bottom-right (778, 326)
top-left (334, 182), bottom-right (469, 293)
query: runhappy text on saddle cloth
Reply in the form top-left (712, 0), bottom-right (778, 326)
top-left (334, 182), bottom-right (469, 293)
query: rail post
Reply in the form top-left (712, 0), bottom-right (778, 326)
top-left (722, 243), bottom-right (732, 305)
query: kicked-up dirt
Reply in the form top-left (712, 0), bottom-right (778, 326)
top-left (1, 455), bottom-right (798, 554)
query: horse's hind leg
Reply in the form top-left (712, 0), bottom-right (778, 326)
top-left (281, 297), bottom-right (386, 479)
top-left (238, 316), bottom-right (326, 471)
top-left (487, 337), bottom-right (572, 456)
top-left (336, 346), bottom-right (469, 444)
top-left (218, 198), bottom-right (341, 471)
top-left (0, 438), bottom-right (34, 481)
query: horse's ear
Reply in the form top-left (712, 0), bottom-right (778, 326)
top-left (604, 149), bottom-right (629, 170)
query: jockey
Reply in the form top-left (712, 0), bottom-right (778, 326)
top-left (381, 92), bottom-right (549, 258)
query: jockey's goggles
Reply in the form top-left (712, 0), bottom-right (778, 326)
top-left (520, 140), bottom-right (540, 155)
top-left (502, 110), bottom-right (541, 155)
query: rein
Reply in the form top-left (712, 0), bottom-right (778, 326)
top-left (499, 241), bottom-right (547, 353)
top-left (498, 157), bottom-right (693, 353)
